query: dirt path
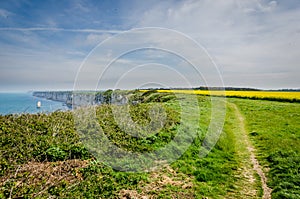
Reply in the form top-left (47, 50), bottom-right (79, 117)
top-left (229, 102), bottom-right (272, 199)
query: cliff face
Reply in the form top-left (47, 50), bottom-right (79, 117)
top-left (33, 91), bottom-right (72, 103)
top-left (33, 91), bottom-right (128, 108)
top-left (33, 91), bottom-right (73, 106)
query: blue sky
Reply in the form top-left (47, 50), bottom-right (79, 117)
top-left (0, 0), bottom-right (299, 91)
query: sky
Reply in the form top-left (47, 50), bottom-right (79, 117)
top-left (0, 0), bottom-right (299, 91)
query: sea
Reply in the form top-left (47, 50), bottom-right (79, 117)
top-left (0, 92), bottom-right (70, 115)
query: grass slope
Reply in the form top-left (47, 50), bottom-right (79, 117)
top-left (0, 91), bottom-right (298, 198)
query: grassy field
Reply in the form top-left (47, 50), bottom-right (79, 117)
top-left (152, 89), bottom-right (300, 103)
top-left (0, 90), bottom-right (299, 198)
top-left (230, 98), bottom-right (300, 198)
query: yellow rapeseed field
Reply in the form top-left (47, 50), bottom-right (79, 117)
top-left (147, 90), bottom-right (300, 101)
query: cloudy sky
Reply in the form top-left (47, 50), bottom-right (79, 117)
top-left (0, 0), bottom-right (299, 91)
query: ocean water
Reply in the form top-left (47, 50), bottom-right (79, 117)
top-left (0, 92), bottom-right (70, 115)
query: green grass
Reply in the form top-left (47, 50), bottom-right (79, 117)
top-left (168, 95), bottom-right (241, 198)
top-left (0, 91), bottom-right (299, 198)
top-left (230, 98), bottom-right (300, 198)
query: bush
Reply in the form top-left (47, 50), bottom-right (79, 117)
top-left (44, 146), bottom-right (67, 161)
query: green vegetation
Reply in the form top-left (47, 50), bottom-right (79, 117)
top-left (231, 98), bottom-right (300, 198)
top-left (0, 91), bottom-right (299, 198)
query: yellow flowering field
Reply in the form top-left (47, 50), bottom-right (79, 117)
top-left (142, 90), bottom-right (300, 102)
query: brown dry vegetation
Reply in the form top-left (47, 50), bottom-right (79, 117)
top-left (119, 164), bottom-right (194, 199)
top-left (0, 159), bottom-right (88, 198)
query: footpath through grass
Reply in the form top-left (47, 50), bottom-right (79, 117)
top-left (1, 91), bottom-right (298, 198)
top-left (230, 98), bottom-right (300, 199)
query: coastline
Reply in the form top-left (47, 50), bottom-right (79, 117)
top-left (33, 90), bottom-right (129, 108)
top-left (0, 92), bottom-right (70, 116)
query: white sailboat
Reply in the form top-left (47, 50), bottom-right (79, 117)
top-left (36, 101), bottom-right (41, 108)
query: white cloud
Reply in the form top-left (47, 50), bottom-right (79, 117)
top-left (126, 0), bottom-right (300, 89)
top-left (237, 0), bottom-right (278, 13)
top-left (72, 1), bottom-right (90, 13)
top-left (0, 8), bottom-right (13, 18)
top-left (1, 0), bottom-right (299, 91)
top-left (85, 33), bottom-right (112, 45)
top-left (0, 27), bottom-right (123, 33)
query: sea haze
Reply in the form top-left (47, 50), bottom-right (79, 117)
top-left (0, 92), bottom-right (70, 115)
